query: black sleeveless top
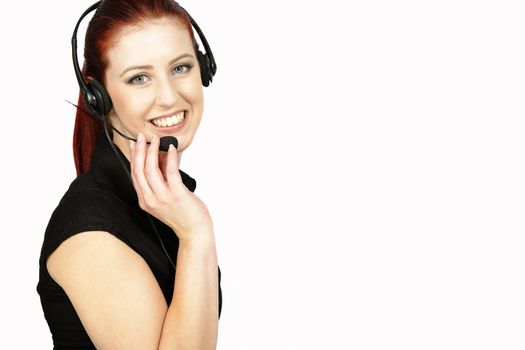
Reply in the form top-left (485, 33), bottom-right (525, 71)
top-left (36, 136), bottom-right (222, 349)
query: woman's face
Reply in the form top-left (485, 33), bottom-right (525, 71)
top-left (104, 17), bottom-right (203, 158)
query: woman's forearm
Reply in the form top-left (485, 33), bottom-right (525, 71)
top-left (158, 232), bottom-right (219, 350)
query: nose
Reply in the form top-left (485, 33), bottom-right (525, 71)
top-left (155, 75), bottom-right (178, 108)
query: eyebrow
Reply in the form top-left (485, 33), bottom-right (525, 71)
top-left (119, 53), bottom-right (195, 78)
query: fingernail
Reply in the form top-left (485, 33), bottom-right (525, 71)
top-left (137, 133), bottom-right (143, 142)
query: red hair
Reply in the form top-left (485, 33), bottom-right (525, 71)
top-left (73, 0), bottom-right (198, 175)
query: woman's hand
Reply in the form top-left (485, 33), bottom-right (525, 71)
top-left (129, 133), bottom-right (213, 243)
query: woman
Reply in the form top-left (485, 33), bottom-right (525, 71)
top-left (36, 0), bottom-right (222, 348)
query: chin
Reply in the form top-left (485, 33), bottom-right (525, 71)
top-left (174, 134), bottom-right (194, 152)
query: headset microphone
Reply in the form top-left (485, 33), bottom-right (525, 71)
top-left (111, 125), bottom-right (178, 151)
top-left (128, 134), bottom-right (179, 152)
top-left (159, 136), bottom-right (178, 151)
top-left (136, 135), bottom-right (178, 152)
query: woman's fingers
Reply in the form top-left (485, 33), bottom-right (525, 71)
top-left (129, 140), bottom-right (148, 207)
top-left (130, 134), bottom-right (184, 206)
top-left (166, 144), bottom-right (183, 190)
top-left (129, 134), bottom-right (154, 201)
top-left (144, 135), bottom-right (169, 194)
top-left (128, 134), bottom-right (212, 237)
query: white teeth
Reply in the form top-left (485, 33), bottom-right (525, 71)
top-left (151, 111), bottom-right (185, 127)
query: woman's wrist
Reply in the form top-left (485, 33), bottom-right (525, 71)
top-left (176, 227), bottom-right (216, 250)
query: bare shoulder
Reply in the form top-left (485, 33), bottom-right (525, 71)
top-left (47, 231), bottom-right (168, 350)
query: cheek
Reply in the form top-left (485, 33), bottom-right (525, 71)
top-left (110, 87), bottom-right (150, 120)
top-left (179, 72), bottom-right (204, 104)
top-left (181, 80), bottom-right (204, 114)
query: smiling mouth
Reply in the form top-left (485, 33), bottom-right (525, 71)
top-left (150, 111), bottom-right (186, 127)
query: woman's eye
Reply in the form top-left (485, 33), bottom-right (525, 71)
top-left (128, 74), bottom-right (149, 85)
top-left (127, 65), bottom-right (192, 84)
top-left (172, 64), bottom-right (193, 75)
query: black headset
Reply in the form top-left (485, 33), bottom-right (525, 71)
top-left (69, 1), bottom-right (218, 273)
top-left (71, 0), bottom-right (217, 119)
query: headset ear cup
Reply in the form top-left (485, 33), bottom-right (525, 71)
top-left (87, 79), bottom-right (112, 116)
top-left (82, 89), bottom-right (99, 117)
top-left (197, 50), bottom-right (212, 87)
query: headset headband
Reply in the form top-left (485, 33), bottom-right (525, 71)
top-left (71, 0), bottom-right (217, 111)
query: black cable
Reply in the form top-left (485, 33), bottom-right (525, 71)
top-left (64, 99), bottom-right (140, 143)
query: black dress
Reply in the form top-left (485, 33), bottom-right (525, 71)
top-left (36, 136), bottom-right (222, 349)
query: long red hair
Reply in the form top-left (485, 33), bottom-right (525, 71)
top-left (73, 0), bottom-right (198, 175)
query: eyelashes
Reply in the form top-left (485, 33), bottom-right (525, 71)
top-left (127, 63), bottom-right (195, 85)
top-left (128, 74), bottom-right (148, 85)
top-left (172, 63), bottom-right (194, 75)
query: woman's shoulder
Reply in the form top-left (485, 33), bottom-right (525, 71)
top-left (52, 173), bottom-right (119, 218)
top-left (39, 172), bottom-right (139, 273)
top-left (61, 170), bottom-right (118, 205)
top-left (45, 172), bottom-right (134, 248)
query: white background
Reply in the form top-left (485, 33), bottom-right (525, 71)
top-left (1, 0), bottom-right (524, 349)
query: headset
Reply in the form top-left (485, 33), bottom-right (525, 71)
top-left (72, 0), bottom-right (217, 118)
top-left (70, 0), bottom-right (217, 270)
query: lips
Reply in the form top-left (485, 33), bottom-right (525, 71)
top-left (149, 110), bottom-right (186, 127)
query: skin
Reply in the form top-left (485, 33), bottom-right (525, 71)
top-left (47, 17), bottom-right (219, 350)
top-left (104, 16), bottom-right (204, 161)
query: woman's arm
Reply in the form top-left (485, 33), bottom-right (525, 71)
top-left (128, 134), bottom-right (220, 349)
top-left (47, 229), bottom-right (219, 350)
top-left (159, 235), bottom-right (218, 349)
top-left (47, 134), bottom-right (220, 349)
